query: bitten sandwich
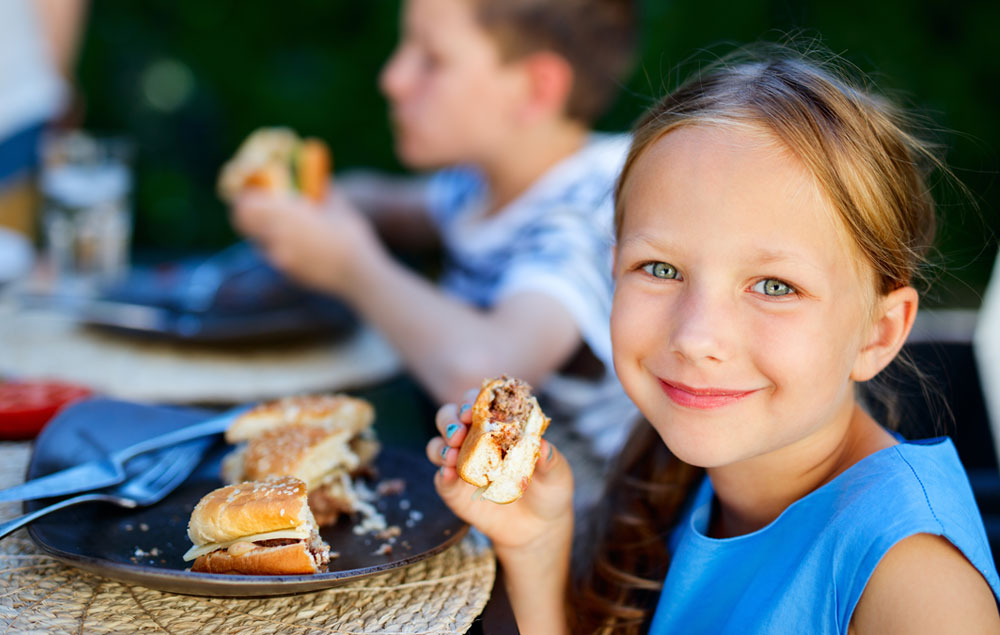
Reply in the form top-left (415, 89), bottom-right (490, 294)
top-left (218, 126), bottom-right (331, 204)
top-left (221, 394), bottom-right (381, 526)
top-left (456, 376), bottom-right (550, 504)
top-left (184, 476), bottom-right (332, 575)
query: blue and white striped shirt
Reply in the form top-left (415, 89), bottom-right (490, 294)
top-left (425, 133), bottom-right (639, 457)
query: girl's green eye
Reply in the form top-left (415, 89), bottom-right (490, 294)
top-left (642, 262), bottom-right (679, 279)
top-left (754, 278), bottom-right (794, 296)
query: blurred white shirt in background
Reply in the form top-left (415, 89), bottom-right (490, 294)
top-left (974, 250), bottom-right (1000, 469)
top-left (0, 0), bottom-right (66, 143)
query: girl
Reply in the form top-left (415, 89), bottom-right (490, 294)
top-left (428, 46), bottom-right (1000, 633)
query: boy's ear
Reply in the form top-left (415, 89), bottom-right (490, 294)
top-left (516, 51), bottom-right (574, 122)
top-left (851, 286), bottom-right (919, 382)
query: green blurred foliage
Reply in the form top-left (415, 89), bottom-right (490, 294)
top-left (76, 0), bottom-right (998, 307)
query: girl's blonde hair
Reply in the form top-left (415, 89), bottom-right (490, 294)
top-left (575, 44), bottom-right (943, 633)
top-left (614, 44), bottom-right (939, 294)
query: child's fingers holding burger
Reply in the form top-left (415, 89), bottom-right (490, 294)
top-left (435, 402), bottom-right (471, 446)
top-left (426, 401), bottom-right (471, 484)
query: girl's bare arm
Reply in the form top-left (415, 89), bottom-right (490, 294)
top-left (850, 533), bottom-right (1000, 634)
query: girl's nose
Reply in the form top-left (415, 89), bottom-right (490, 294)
top-left (669, 288), bottom-right (733, 365)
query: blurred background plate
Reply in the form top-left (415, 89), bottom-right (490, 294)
top-left (24, 399), bottom-right (467, 597)
top-left (81, 241), bottom-right (357, 345)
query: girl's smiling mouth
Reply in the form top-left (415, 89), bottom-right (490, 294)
top-left (658, 379), bottom-right (761, 410)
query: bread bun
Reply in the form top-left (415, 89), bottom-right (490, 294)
top-left (240, 424), bottom-right (370, 488)
top-left (225, 394), bottom-right (374, 443)
top-left (191, 541), bottom-right (324, 575)
top-left (188, 476), bottom-right (312, 546)
top-left (219, 394), bottom-right (382, 528)
top-left (186, 476), bottom-right (333, 575)
top-left (218, 127), bottom-right (331, 204)
top-left (456, 376), bottom-right (550, 504)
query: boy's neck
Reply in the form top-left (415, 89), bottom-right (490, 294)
top-left (478, 119), bottom-right (589, 215)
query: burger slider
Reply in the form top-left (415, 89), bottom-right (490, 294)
top-left (184, 476), bottom-right (332, 575)
top-left (225, 394), bottom-right (375, 443)
top-left (457, 376), bottom-right (550, 504)
top-left (218, 127), bottom-right (331, 204)
top-left (221, 395), bottom-right (381, 527)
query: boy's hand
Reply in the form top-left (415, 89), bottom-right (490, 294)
top-left (231, 186), bottom-right (381, 297)
top-left (427, 393), bottom-right (574, 557)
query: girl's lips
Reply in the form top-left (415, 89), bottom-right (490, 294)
top-left (658, 379), bottom-right (760, 410)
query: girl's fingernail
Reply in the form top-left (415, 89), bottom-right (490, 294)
top-left (439, 465), bottom-right (446, 476)
top-left (547, 445), bottom-right (554, 462)
top-left (441, 446), bottom-right (450, 460)
top-left (459, 404), bottom-right (471, 417)
top-left (445, 423), bottom-right (460, 439)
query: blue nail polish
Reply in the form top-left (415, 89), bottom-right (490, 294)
top-left (439, 465), bottom-right (446, 476)
top-left (547, 445), bottom-right (554, 462)
top-left (445, 423), bottom-right (460, 439)
top-left (441, 445), bottom-right (450, 460)
top-left (459, 404), bottom-right (471, 417)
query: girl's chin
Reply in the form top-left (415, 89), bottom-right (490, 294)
top-left (652, 424), bottom-right (749, 469)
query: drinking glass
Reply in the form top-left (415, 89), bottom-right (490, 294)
top-left (40, 131), bottom-right (133, 290)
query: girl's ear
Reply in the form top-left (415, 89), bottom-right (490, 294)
top-left (516, 51), bottom-right (574, 122)
top-left (851, 286), bottom-right (919, 382)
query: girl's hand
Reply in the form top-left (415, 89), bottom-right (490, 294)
top-left (426, 394), bottom-right (575, 556)
top-left (230, 185), bottom-right (381, 297)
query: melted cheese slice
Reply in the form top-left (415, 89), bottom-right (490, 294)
top-left (183, 526), bottom-right (311, 562)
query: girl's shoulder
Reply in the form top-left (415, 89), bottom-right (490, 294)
top-left (826, 438), bottom-right (1000, 622)
top-left (829, 438), bottom-right (982, 533)
top-left (826, 438), bottom-right (986, 559)
top-left (850, 532), bottom-right (1000, 633)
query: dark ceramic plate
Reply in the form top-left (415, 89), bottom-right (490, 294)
top-left (24, 399), bottom-right (467, 597)
top-left (78, 242), bottom-right (357, 345)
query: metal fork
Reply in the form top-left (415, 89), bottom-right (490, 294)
top-left (0, 405), bottom-right (245, 503)
top-left (0, 439), bottom-right (210, 540)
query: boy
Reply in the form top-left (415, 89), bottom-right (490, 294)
top-left (231, 0), bottom-right (638, 458)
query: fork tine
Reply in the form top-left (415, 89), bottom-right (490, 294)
top-left (118, 445), bottom-right (191, 498)
top-left (134, 447), bottom-right (187, 484)
top-left (147, 449), bottom-right (200, 491)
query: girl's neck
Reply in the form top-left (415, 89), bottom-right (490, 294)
top-left (706, 401), bottom-right (897, 539)
top-left (479, 119), bottom-right (588, 216)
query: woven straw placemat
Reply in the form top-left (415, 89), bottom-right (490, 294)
top-left (0, 443), bottom-right (495, 634)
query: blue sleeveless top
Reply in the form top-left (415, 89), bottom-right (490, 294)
top-left (649, 437), bottom-right (1000, 634)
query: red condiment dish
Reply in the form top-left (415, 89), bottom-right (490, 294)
top-left (0, 380), bottom-right (94, 440)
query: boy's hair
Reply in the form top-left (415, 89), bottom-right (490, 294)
top-left (471, 0), bottom-right (638, 124)
top-left (575, 44), bottom-right (945, 633)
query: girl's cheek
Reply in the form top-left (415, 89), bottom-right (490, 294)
top-left (610, 285), bottom-right (645, 343)
top-left (611, 284), bottom-right (666, 370)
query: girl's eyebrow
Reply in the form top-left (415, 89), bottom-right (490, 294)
top-left (752, 248), bottom-right (811, 265)
top-left (618, 234), bottom-right (807, 261)
top-left (750, 248), bottom-right (826, 273)
top-left (618, 236), bottom-right (826, 273)
top-left (617, 232), bottom-right (674, 251)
